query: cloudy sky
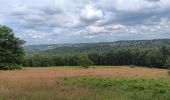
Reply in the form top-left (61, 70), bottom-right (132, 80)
top-left (0, 0), bottom-right (170, 45)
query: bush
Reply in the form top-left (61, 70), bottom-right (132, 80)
top-left (130, 65), bottom-right (135, 68)
top-left (0, 63), bottom-right (22, 70)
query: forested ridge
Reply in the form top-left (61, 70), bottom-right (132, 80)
top-left (24, 39), bottom-right (170, 55)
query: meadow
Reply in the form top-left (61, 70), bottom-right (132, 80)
top-left (0, 66), bottom-right (170, 100)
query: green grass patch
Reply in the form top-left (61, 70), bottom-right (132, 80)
top-left (60, 77), bottom-right (170, 100)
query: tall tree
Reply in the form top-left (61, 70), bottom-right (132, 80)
top-left (0, 25), bottom-right (25, 65)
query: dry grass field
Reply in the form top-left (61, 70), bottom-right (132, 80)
top-left (0, 66), bottom-right (170, 100)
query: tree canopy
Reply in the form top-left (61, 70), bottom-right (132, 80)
top-left (0, 25), bottom-right (25, 69)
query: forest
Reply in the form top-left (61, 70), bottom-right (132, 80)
top-left (23, 46), bottom-right (170, 68)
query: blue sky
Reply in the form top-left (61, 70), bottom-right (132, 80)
top-left (0, 0), bottom-right (170, 45)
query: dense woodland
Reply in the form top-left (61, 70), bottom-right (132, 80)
top-left (23, 46), bottom-right (170, 69)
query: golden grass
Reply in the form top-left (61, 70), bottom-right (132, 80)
top-left (0, 66), bottom-right (168, 80)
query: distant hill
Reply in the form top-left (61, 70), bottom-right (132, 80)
top-left (24, 44), bottom-right (60, 54)
top-left (24, 39), bottom-right (170, 55)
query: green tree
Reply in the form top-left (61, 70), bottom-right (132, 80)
top-left (88, 52), bottom-right (102, 65)
top-left (146, 50), bottom-right (164, 67)
top-left (78, 54), bottom-right (93, 68)
top-left (0, 25), bottom-right (25, 69)
top-left (160, 46), bottom-right (170, 59)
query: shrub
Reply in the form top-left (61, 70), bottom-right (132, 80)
top-left (0, 63), bottom-right (22, 70)
top-left (130, 65), bottom-right (135, 68)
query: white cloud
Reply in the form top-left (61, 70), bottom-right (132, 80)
top-left (112, 24), bottom-right (125, 30)
top-left (23, 30), bottom-right (49, 39)
top-left (80, 5), bottom-right (103, 23)
top-left (86, 26), bottom-right (106, 34)
top-left (0, 0), bottom-right (170, 44)
top-left (115, 0), bottom-right (159, 12)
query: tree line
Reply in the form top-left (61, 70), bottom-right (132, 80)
top-left (23, 46), bottom-right (170, 69)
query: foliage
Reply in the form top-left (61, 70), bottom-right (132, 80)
top-left (130, 65), bottom-right (135, 68)
top-left (23, 46), bottom-right (170, 69)
top-left (164, 57), bottom-right (170, 68)
top-left (78, 54), bottom-right (93, 68)
top-left (88, 52), bottom-right (102, 65)
top-left (0, 63), bottom-right (22, 70)
top-left (146, 50), bottom-right (165, 67)
top-left (0, 25), bottom-right (25, 70)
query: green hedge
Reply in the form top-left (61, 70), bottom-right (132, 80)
top-left (0, 63), bottom-right (22, 70)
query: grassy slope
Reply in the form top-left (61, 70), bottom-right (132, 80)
top-left (0, 66), bottom-right (170, 100)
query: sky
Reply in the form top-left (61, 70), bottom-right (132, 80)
top-left (0, 0), bottom-right (170, 45)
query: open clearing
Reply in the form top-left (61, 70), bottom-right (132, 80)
top-left (0, 66), bottom-right (168, 79)
top-left (0, 66), bottom-right (170, 100)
